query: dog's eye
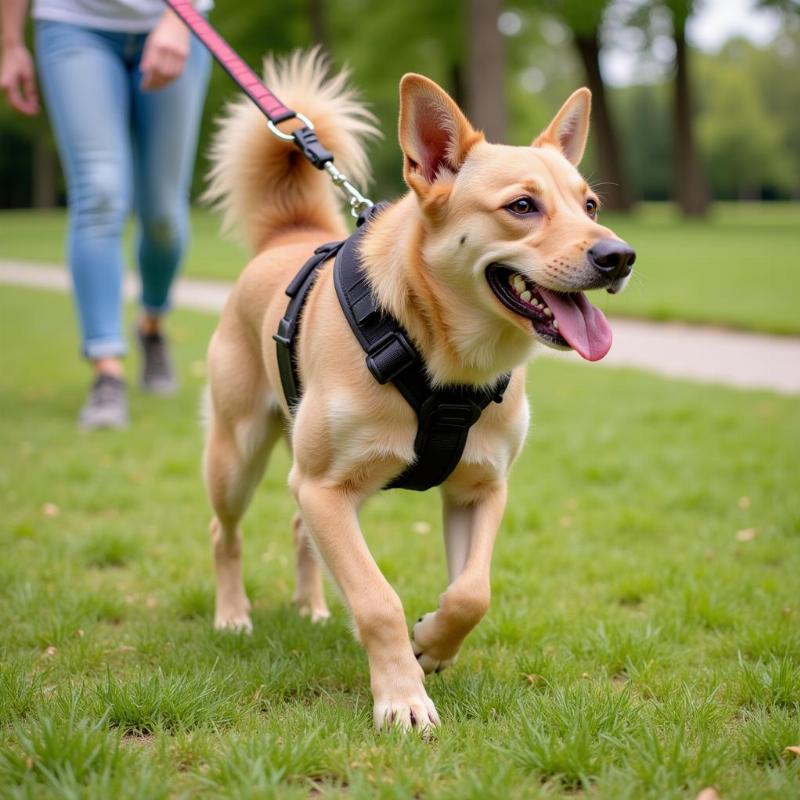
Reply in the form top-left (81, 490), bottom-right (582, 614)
top-left (585, 198), bottom-right (598, 218)
top-left (506, 197), bottom-right (538, 216)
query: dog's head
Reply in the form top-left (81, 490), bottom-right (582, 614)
top-left (398, 75), bottom-right (635, 363)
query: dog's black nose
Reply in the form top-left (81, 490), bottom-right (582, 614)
top-left (588, 239), bottom-right (636, 281)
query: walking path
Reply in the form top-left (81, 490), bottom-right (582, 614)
top-left (3, 259), bottom-right (799, 395)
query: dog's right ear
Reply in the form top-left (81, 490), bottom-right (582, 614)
top-left (399, 74), bottom-right (481, 199)
top-left (533, 87), bottom-right (591, 166)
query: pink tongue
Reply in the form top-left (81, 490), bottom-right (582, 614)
top-left (537, 288), bottom-right (613, 361)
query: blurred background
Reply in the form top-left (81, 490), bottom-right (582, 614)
top-left (1, 0), bottom-right (799, 212)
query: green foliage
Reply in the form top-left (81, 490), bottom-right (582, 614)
top-left (613, 82), bottom-right (673, 200)
top-left (0, 691), bottom-right (125, 790)
top-left (502, 685), bottom-right (639, 788)
top-left (696, 42), bottom-right (796, 198)
top-left (95, 669), bottom-right (251, 734)
top-left (3, 1), bottom-right (800, 206)
top-left (0, 666), bottom-right (39, 724)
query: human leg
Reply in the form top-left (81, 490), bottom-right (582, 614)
top-left (131, 34), bottom-right (211, 323)
top-left (34, 21), bottom-right (133, 364)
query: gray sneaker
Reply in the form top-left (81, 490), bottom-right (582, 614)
top-left (79, 374), bottom-right (129, 430)
top-left (137, 329), bottom-right (178, 395)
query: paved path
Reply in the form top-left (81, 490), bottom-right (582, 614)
top-left (2, 259), bottom-right (799, 395)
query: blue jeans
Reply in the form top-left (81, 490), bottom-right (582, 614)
top-left (35, 19), bottom-right (211, 358)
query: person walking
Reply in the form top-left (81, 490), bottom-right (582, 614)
top-left (0, 0), bottom-right (212, 428)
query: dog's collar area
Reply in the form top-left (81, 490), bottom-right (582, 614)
top-left (274, 203), bottom-right (510, 492)
top-left (485, 265), bottom-right (569, 347)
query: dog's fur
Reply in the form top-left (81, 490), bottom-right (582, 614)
top-left (203, 51), bottom-right (632, 731)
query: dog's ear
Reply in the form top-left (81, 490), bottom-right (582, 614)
top-left (533, 88), bottom-right (591, 166)
top-left (399, 74), bottom-right (481, 198)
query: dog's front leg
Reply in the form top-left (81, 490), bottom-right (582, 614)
top-left (294, 477), bottom-right (439, 731)
top-left (412, 482), bottom-right (507, 674)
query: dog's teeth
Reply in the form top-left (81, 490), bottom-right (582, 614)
top-left (552, 319), bottom-right (559, 330)
top-left (520, 290), bottom-right (532, 302)
top-left (544, 307), bottom-right (553, 317)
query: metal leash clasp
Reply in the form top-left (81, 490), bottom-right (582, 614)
top-left (267, 113), bottom-right (373, 219)
top-left (323, 161), bottom-right (373, 218)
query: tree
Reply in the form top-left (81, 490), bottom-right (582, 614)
top-left (666, 0), bottom-right (709, 215)
top-left (611, 0), bottom-right (710, 214)
top-left (466, 0), bottom-right (506, 142)
top-left (538, 0), bottom-right (635, 211)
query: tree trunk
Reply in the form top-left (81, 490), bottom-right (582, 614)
top-left (450, 62), bottom-right (465, 112)
top-left (673, 20), bottom-right (709, 216)
top-left (466, 0), bottom-right (506, 142)
top-left (32, 131), bottom-right (58, 209)
top-left (574, 31), bottom-right (634, 211)
top-left (308, 0), bottom-right (328, 49)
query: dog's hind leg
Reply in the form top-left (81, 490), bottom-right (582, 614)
top-left (205, 409), bottom-right (281, 632)
top-left (204, 332), bottom-right (283, 633)
top-left (411, 482), bottom-right (507, 673)
top-left (291, 512), bottom-right (330, 623)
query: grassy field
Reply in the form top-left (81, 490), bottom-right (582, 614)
top-left (0, 202), bottom-right (798, 335)
top-left (1, 285), bottom-right (799, 798)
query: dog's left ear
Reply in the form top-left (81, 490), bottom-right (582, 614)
top-left (533, 88), bottom-right (591, 166)
top-left (399, 74), bottom-right (481, 198)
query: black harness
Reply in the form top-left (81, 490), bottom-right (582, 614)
top-left (274, 205), bottom-right (510, 491)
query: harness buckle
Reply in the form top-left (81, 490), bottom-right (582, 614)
top-left (419, 398), bottom-right (482, 430)
top-left (273, 316), bottom-right (291, 347)
top-left (291, 126), bottom-right (334, 169)
top-left (366, 331), bottom-right (417, 384)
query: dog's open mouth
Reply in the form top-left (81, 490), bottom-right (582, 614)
top-left (486, 265), bottom-right (613, 361)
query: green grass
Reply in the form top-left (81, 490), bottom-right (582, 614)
top-left (1, 202), bottom-right (799, 334)
top-left (1, 285), bottom-right (799, 798)
top-left (600, 203), bottom-right (800, 334)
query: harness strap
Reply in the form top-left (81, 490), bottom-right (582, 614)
top-left (333, 207), bottom-right (510, 491)
top-left (273, 241), bottom-right (345, 411)
top-left (274, 207), bottom-right (510, 491)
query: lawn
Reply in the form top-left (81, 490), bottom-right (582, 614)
top-left (0, 202), bottom-right (799, 335)
top-left (1, 285), bottom-right (799, 798)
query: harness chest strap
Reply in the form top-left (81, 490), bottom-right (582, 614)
top-left (274, 207), bottom-right (510, 491)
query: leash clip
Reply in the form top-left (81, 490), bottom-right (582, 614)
top-left (324, 161), bottom-right (374, 218)
top-left (268, 111), bottom-right (373, 218)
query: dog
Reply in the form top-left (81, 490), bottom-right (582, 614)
top-left (202, 51), bottom-right (635, 732)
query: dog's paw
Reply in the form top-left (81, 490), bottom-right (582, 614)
top-left (373, 689), bottom-right (440, 734)
top-left (411, 613), bottom-right (460, 675)
top-left (297, 603), bottom-right (331, 624)
top-left (214, 604), bottom-right (253, 634)
top-left (292, 592), bottom-right (330, 624)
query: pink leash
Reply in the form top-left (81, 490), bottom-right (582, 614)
top-left (164, 0), bottom-right (372, 215)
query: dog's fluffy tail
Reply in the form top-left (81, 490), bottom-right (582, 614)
top-left (204, 49), bottom-right (380, 252)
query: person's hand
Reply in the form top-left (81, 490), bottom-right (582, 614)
top-left (0, 43), bottom-right (39, 115)
top-left (140, 12), bottom-right (190, 92)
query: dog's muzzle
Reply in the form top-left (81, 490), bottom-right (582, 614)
top-left (588, 239), bottom-right (636, 294)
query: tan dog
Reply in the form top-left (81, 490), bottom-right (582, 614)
top-left (203, 52), bottom-right (635, 732)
